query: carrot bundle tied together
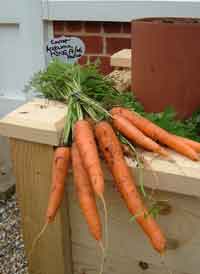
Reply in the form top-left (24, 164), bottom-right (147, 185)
top-left (72, 143), bottom-right (102, 241)
top-left (46, 147), bottom-right (71, 223)
top-left (95, 121), bottom-right (166, 253)
top-left (111, 107), bottom-right (199, 161)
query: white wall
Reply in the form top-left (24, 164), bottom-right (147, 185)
top-left (0, 0), bottom-right (46, 189)
top-left (0, 24), bottom-right (22, 99)
top-left (0, 0), bottom-right (45, 117)
top-left (43, 1), bottom-right (200, 21)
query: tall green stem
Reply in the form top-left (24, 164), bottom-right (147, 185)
top-left (73, 92), bottom-right (112, 118)
top-left (63, 96), bottom-right (74, 145)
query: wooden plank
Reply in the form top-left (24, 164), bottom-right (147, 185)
top-left (126, 149), bottom-right (200, 198)
top-left (100, 149), bottom-right (200, 198)
top-left (110, 49), bottom-right (131, 68)
top-left (0, 99), bottom-right (67, 146)
top-left (10, 139), bottom-right (72, 274)
top-left (68, 179), bottom-right (200, 274)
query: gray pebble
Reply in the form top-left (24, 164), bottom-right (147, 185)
top-left (0, 194), bottom-right (28, 274)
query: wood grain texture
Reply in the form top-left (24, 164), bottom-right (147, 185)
top-left (110, 49), bottom-right (131, 68)
top-left (125, 149), bottom-right (200, 198)
top-left (0, 99), bottom-right (67, 146)
top-left (68, 177), bottom-right (200, 274)
top-left (10, 138), bottom-right (72, 274)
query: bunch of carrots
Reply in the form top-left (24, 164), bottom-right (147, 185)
top-left (44, 107), bottom-right (200, 254)
top-left (27, 60), bottom-right (200, 271)
top-left (46, 118), bottom-right (165, 255)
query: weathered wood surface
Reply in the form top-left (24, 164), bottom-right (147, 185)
top-left (127, 150), bottom-right (200, 198)
top-left (10, 139), bottom-right (72, 274)
top-left (68, 176), bottom-right (200, 274)
top-left (110, 49), bottom-right (131, 68)
top-left (0, 99), bottom-right (66, 146)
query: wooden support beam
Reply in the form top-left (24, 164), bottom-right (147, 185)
top-left (10, 139), bottom-right (72, 274)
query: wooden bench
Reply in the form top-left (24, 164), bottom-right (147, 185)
top-left (0, 98), bottom-right (200, 274)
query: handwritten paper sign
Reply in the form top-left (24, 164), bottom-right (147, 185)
top-left (46, 36), bottom-right (85, 63)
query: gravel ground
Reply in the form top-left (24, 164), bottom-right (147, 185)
top-left (0, 194), bottom-right (28, 274)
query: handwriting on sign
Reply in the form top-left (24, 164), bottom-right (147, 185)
top-left (46, 36), bottom-right (85, 63)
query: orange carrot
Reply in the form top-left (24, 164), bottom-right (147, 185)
top-left (112, 113), bottom-right (169, 157)
top-left (72, 142), bottom-right (102, 241)
top-left (174, 135), bottom-right (200, 153)
top-left (74, 120), bottom-right (108, 263)
top-left (74, 120), bottom-right (104, 197)
top-left (111, 107), bottom-right (199, 161)
top-left (46, 147), bottom-right (70, 223)
top-left (95, 121), bottom-right (166, 253)
top-left (29, 147), bottom-right (70, 258)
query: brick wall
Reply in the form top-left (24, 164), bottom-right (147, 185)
top-left (53, 21), bottom-right (131, 74)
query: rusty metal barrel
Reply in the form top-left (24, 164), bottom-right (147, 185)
top-left (132, 17), bottom-right (200, 118)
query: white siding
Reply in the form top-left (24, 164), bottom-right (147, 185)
top-left (0, 24), bottom-right (22, 98)
top-left (0, 0), bottom-right (45, 116)
top-left (43, 1), bottom-right (200, 21)
top-left (0, 0), bottom-right (45, 190)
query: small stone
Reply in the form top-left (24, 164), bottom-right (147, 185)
top-left (0, 194), bottom-right (28, 274)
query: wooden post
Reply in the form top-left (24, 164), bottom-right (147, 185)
top-left (0, 99), bottom-right (72, 274)
top-left (10, 139), bottom-right (72, 274)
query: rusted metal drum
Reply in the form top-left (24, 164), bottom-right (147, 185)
top-left (132, 17), bottom-right (200, 118)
